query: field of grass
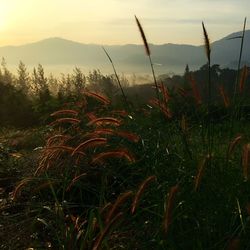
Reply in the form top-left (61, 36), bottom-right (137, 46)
top-left (1, 89), bottom-right (250, 249)
top-left (1, 17), bottom-right (250, 250)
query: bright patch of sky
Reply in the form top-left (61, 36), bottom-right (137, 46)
top-left (0, 0), bottom-right (248, 46)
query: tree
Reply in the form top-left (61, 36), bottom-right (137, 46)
top-left (16, 61), bottom-right (30, 94)
top-left (72, 67), bottom-right (86, 93)
top-left (1, 57), bottom-right (14, 86)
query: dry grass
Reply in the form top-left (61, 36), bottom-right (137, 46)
top-left (87, 117), bottom-right (122, 127)
top-left (163, 184), bottom-right (179, 235)
top-left (194, 154), bottom-right (211, 191)
top-left (242, 143), bottom-right (250, 180)
top-left (105, 191), bottom-right (133, 224)
top-left (92, 149), bottom-right (136, 165)
top-left (219, 85), bottom-right (230, 108)
top-left (131, 175), bottom-right (157, 214)
top-left (239, 65), bottom-right (248, 93)
top-left (227, 135), bottom-right (242, 159)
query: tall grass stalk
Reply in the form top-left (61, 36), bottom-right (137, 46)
top-left (202, 22), bottom-right (212, 158)
top-left (102, 47), bottom-right (130, 109)
top-left (135, 15), bottom-right (160, 102)
top-left (230, 17), bottom-right (247, 135)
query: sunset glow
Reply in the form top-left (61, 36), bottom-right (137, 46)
top-left (0, 0), bottom-right (249, 46)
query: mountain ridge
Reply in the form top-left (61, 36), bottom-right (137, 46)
top-left (0, 30), bottom-right (249, 74)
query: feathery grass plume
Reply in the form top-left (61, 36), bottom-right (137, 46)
top-left (131, 175), bottom-right (157, 214)
top-left (177, 86), bottom-right (188, 98)
top-left (87, 117), bottom-right (122, 127)
top-left (66, 173), bottom-right (87, 191)
top-left (87, 129), bottom-right (139, 143)
top-left (218, 85), bottom-right (230, 108)
top-left (89, 128), bottom-right (114, 136)
top-left (92, 149), bottom-right (136, 164)
top-left (135, 15), bottom-right (160, 102)
top-left (102, 47), bottom-right (129, 108)
top-left (149, 98), bottom-right (172, 118)
top-left (189, 74), bottom-right (202, 105)
top-left (227, 135), bottom-right (242, 159)
top-left (135, 15), bottom-right (150, 56)
top-left (92, 212), bottom-right (123, 250)
top-left (75, 151), bottom-right (86, 165)
top-left (85, 112), bottom-right (97, 122)
top-left (160, 81), bottom-right (170, 104)
top-left (115, 131), bottom-right (140, 143)
top-left (202, 22), bottom-right (212, 160)
top-left (111, 110), bottom-right (128, 117)
top-left (13, 177), bottom-right (32, 200)
top-left (50, 109), bottom-right (78, 117)
top-left (46, 135), bottom-right (71, 146)
top-left (49, 118), bottom-right (81, 126)
top-left (71, 138), bottom-right (107, 156)
top-left (242, 143), bottom-right (250, 180)
top-left (84, 91), bottom-right (111, 105)
top-left (239, 65), bottom-right (248, 93)
top-left (163, 184), bottom-right (179, 235)
top-left (202, 22), bottom-right (211, 62)
top-left (35, 156), bottom-right (49, 176)
top-left (45, 145), bottom-right (74, 153)
top-left (105, 191), bottom-right (133, 224)
top-left (194, 154), bottom-right (211, 191)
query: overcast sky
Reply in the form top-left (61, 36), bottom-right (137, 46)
top-left (0, 0), bottom-right (248, 46)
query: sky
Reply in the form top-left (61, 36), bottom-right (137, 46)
top-left (0, 0), bottom-right (249, 46)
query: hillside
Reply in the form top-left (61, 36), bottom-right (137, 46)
top-left (0, 30), bottom-right (249, 74)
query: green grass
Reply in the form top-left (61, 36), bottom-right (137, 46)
top-left (1, 97), bottom-right (250, 249)
top-left (1, 17), bottom-right (250, 250)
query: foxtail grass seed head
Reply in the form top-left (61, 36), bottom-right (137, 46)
top-left (105, 191), bottom-right (133, 224)
top-left (87, 117), bottom-right (122, 127)
top-left (227, 135), bottom-right (242, 159)
top-left (163, 184), bottom-right (179, 235)
top-left (84, 91), bottom-right (111, 105)
top-left (239, 65), bottom-right (248, 93)
top-left (131, 175), bottom-right (157, 214)
top-left (13, 178), bottom-right (32, 200)
top-left (202, 22), bottom-right (211, 62)
top-left (219, 85), bottom-right (230, 108)
top-left (135, 15), bottom-right (151, 56)
top-left (194, 154), bottom-right (210, 191)
top-left (71, 138), bottom-right (107, 156)
top-left (189, 74), bottom-right (202, 105)
top-left (49, 118), bottom-right (81, 126)
top-left (92, 149), bottom-right (136, 164)
top-left (50, 109), bottom-right (78, 117)
top-left (93, 212), bottom-right (123, 250)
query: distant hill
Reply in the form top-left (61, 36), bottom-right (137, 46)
top-left (0, 30), bottom-right (250, 75)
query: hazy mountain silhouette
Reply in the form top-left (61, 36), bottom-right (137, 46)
top-left (0, 30), bottom-right (249, 74)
